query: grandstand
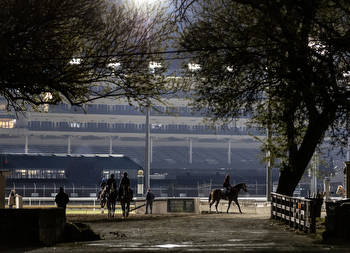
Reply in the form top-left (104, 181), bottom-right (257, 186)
top-left (0, 96), bottom-right (277, 197)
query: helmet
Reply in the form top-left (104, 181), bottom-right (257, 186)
top-left (110, 174), bottom-right (115, 178)
top-left (123, 172), bottom-right (128, 177)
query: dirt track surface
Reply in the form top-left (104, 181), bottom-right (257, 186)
top-left (12, 213), bottom-right (350, 252)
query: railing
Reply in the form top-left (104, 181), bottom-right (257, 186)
top-left (271, 192), bottom-right (316, 233)
top-left (5, 196), bottom-right (268, 213)
top-left (5, 197), bottom-right (100, 208)
top-left (4, 197), bottom-right (137, 214)
top-left (5, 185), bottom-right (271, 198)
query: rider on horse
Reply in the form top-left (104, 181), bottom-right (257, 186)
top-left (98, 177), bottom-right (107, 199)
top-left (119, 172), bottom-right (132, 217)
top-left (119, 172), bottom-right (130, 189)
top-left (100, 177), bottom-right (107, 189)
top-left (106, 174), bottom-right (117, 192)
top-left (223, 173), bottom-right (232, 198)
top-left (119, 172), bottom-right (130, 196)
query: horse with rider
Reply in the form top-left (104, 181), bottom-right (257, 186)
top-left (98, 172), bottom-right (133, 218)
top-left (209, 173), bottom-right (248, 213)
top-left (119, 172), bottom-right (133, 218)
top-left (98, 174), bottom-right (118, 217)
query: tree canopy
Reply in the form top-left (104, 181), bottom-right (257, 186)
top-left (176, 0), bottom-right (350, 195)
top-left (0, 0), bottom-right (174, 111)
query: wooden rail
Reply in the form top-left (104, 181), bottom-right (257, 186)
top-left (271, 192), bottom-right (316, 233)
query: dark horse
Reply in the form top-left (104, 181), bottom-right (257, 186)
top-left (98, 185), bottom-right (118, 218)
top-left (119, 185), bottom-right (133, 218)
top-left (98, 186), bottom-right (107, 214)
top-left (209, 183), bottom-right (248, 214)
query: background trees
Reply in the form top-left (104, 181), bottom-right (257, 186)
top-left (0, 0), bottom-right (174, 111)
top-left (175, 0), bottom-right (350, 195)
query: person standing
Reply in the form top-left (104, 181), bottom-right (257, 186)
top-left (8, 189), bottom-right (16, 209)
top-left (145, 188), bottom-right (155, 214)
top-left (55, 187), bottom-right (69, 211)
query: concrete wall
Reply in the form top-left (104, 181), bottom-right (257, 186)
top-left (0, 208), bottom-right (66, 246)
top-left (135, 198), bottom-right (200, 214)
top-left (134, 198), bottom-right (270, 215)
top-left (135, 199), bottom-right (168, 214)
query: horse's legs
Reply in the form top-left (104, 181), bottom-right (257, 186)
top-left (209, 200), bottom-right (215, 213)
top-left (108, 201), bottom-right (112, 218)
top-left (111, 202), bottom-right (115, 218)
top-left (233, 198), bottom-right (242, 214)
top-left (227, 200), bottom-right (232, 213)
top-left (107, 202), bottom-right (110, 218)
top-left (126, 202), bottom-right (130, 217)
top-left (215, 199), bottom-right (220, 213)
top-left (121, 201), bottom-right (126, 218)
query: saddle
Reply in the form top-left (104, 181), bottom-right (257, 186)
top-left (221, 188), bottom-right (229, 200)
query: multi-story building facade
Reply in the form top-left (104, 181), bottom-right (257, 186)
top-left (0, 95), bottom-right (275, 197)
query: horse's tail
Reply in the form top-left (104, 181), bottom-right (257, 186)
top-left (208, 191), bottom-right (212, 203)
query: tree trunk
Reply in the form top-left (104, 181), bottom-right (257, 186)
top-left (276, 167), bottom-right (304, 196)
top-left (275, 108), bottom-right (336, 196)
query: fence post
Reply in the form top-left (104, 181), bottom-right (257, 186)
top-left (344, 161), bottom-right (350, 198)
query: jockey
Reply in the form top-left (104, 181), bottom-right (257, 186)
top-left (106, 174), bottom-right (117, 192)
top-left (118, 172), bottom-right (130, 200)
top-left (100, 177), bottom-right (107, 189)
top-left (119, 172), bottom-right (130, 188)
top-left (223, 173), bottom-right (231, 197)
top-left (98, 177), bottom-right (107, 200)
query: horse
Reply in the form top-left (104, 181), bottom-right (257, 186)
top-left (106, 186), bottom-right (118, 218)
top-left (336, 185), bottom-right (346, 198)
top-left (98, 185), bottom-right (118, 218)
top-left (98, 186), bottom-right (107, 214)
top-left (209, 183), bottom-right (248, 214)
top-left (119, 184), bottom-right (133, 218)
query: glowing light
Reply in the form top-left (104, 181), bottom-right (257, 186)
top-left (149, 61), bottom-right (162, 69)
top-left (226, 66), bottom-right (233, 72)
top-left (134, 0), bottom-right (158, 6)
top-left (188, 63), bottom-right (201, 72)
top-left (0, 119), bottom-right (16, 128)
top-left (69, 58), bottom-right (81, 65)
top-left (107, 62), bottom-right (121, 69)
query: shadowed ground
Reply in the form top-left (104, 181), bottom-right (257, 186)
top-left (9, 212), bottom-right (348, 253)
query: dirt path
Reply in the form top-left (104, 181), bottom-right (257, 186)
top-left (18, 213), bottom-right (349, 252)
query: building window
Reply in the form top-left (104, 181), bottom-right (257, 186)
top-left (9, 168), bottom-right (66, 179)
top-left (70, 122), bottom-right (81, 128)
top-left (0, 118), bottom-right (16, 128)
top-left (102, 169), bottom-right (121, 180)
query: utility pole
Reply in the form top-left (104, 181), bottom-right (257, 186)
top-left (144, 105), bottom-right (151, 194)
top-left (266, 127), bottom-right (272, 201)
top-left (266, 83), bottom-right (272, 202)
top-left (310, 152), bottom-right (318, 197)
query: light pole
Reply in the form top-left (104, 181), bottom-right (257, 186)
top-left (144, 62), bottom-right (162, 194)
top-left (266, 127), bottom-right (272, 201)
top-left (309, 151), bottom-right (318, 197)
top-left (265, 80), bottom-right (272, 202)
top-left (145, 104), bottom-right (151, 193)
